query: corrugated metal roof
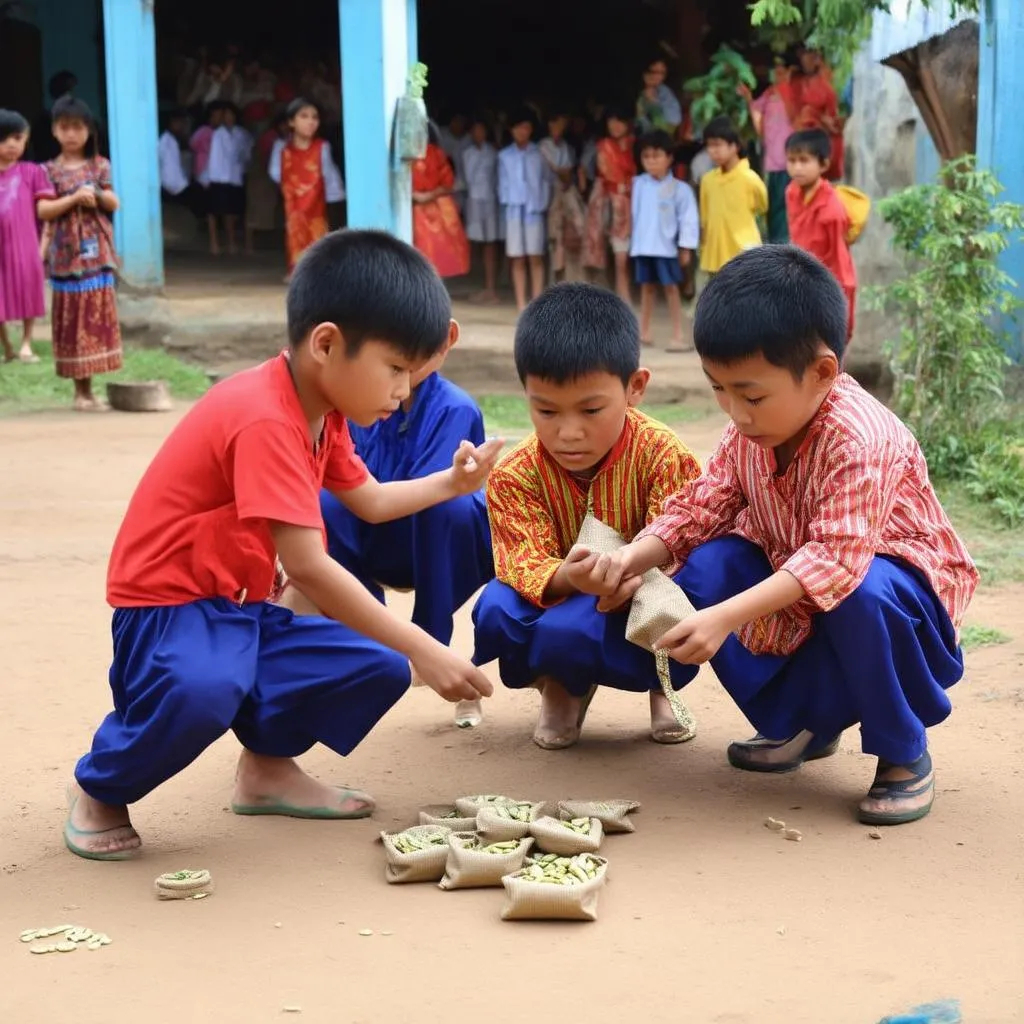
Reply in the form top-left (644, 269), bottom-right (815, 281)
top-left (869, 0), bottom-right (974, 61)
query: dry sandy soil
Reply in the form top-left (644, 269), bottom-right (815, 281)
top-left (1, 408), bottom-right (1022, 1024)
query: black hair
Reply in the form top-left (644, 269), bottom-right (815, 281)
top-left (785, 128), bottom-right (831, 163)
top-left (51, 95), bottom-right (93, 128)
top-left (286, 229), bottom-right (452, 358)
top-left (514, 282), bottom-right (640, 387)
top-left (509, 106), bottom-right (535, 130)
top-left (605, 103), bottom-right (635, 126)
top-left (639, 129), bottom-right (674, 156)
top-left (48, 70), bottom-right (77, 100)
top-left (0, 109), bottom-right (29, 143)
top-left (694, 245), bottom-right (847, 375)
top-left (703, 116), bottom-right (741, 148)
top-left (286, 96), bottom-right (319, 121)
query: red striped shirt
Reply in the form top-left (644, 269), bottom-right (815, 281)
top-left (639, 374), bottom-right (979, 655)
top-left (487, 408), bottom-right (701, 607)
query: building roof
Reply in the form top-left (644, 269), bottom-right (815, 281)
top-left (869, 0), bottom-right (974, 61)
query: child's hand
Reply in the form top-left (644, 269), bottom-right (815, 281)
top-left (655, 607), bottom-right (733, 665)
top-left (411, 644), bottom-right (494, 703)
top-left (75, 186), bottom-right (97, 208)
top-left (736, 83), bottom-right (752, 101)
top-left (563, 546), bottom-right (642, 610)
top-left (449, 437), bottom-right (504, 494)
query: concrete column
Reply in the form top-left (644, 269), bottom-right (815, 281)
top-left (102, 0), bottom-right (163, 290)
top-left (339, 0), bottom-right (413, 242)
top-left (407, 0), bottom-right (419, 67)
top-left (977, 0), bottom-right (1024, 360)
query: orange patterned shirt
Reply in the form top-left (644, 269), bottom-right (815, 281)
top-left (486, 408), bottom-right (701, 607)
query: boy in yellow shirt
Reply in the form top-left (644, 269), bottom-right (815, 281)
top-left (698, 116), bottom-right (768, 273)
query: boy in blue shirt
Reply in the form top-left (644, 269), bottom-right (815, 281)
top-left (629, 130), bottom-right (699, 352)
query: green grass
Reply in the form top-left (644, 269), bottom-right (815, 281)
top-left (478, 393), bottom-right (713, 442)
top-left (959, 624), bottom-right (1012, 651)
top-left (934, 480), bottom-right (1024, 585)
top-left (0, 342), bottom-right (211, 413)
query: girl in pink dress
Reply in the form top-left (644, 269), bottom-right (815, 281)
top-left (0, 109), bottom-right (54, 364)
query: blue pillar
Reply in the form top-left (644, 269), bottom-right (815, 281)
top-left (102, 0), bottom-right (163, 290)
top-left (977, 0), bottom-right (1024, 361)
top-left (407, 0), bottom-right (418, 67)
top-left (339, 0), bottom-right (413, 243)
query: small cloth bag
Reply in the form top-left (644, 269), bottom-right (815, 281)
top-left (575, 494), bottom-right (696, 738)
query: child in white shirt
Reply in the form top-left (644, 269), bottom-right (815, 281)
top-left (462, 115), bottom-right (500, 303)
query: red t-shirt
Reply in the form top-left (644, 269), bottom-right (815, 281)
top-left (786, 179), bottom-right (856, 291)
top-left (106, 353), bottom-right (368, 607)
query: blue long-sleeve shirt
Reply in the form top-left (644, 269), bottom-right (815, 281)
top-left (629, 172), bottom-right (699, 258)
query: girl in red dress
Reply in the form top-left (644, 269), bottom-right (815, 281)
top-left (411, 134), bottom-right (470, 279)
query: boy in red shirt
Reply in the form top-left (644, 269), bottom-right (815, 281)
top-left (570, 247), bottom-right (978, 826)
top-left (785, 128), bottom-right (858, 341)
top-left (65, 230), bottom-right (499, 860)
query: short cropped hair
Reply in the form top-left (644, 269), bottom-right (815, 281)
top-left (639, 129), bottom-right (674, 156)
top-left (694, 245), bottom-right (847, 375)
top-left (286, 97), bottom-right (319, 121)
top-left (0, 109), bottom-right (29, 142)
top-left (605, 103), bottom-right (635, 126)
top-left (51, 96), bottom-right (94, 127)
top-left (514, 282), bottom-right (640, 386)
top-left (785, 128), bottom-right (831, 163)
top-left (703, 115), bottom-right (740, 148)
top-left (286, 229), bottom-right (452, 359)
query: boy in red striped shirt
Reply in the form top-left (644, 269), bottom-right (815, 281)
top-left (572, 246), bottom-right (978, 826)
top-left (472, 283), bottom-right (702, 750)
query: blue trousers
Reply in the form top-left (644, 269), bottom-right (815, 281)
top-left (678, 537), bottom-right (964, 765)
top-left (321, 490), bottom-right (494, 646)
top-left (471, 574), bottom-right (700, 698)
top-left (75, 599), bottom-right (410, 807)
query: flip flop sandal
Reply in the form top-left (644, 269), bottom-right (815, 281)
top-left (18, 352), bottom-right (41, 364)
top-left (231, 785), bottom-right (374, 820)
top-left (857, 750), bottom-right (935, 826)
top-left (63, 793), bottom-right (140, 861)
top-left (727, 730), bottom-right (842, 774)
top-left (532, 684), bottom-right (597, 751)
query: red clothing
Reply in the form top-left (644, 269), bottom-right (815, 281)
top-left (282, 138), bottom-right (328, 271)
top-left (107, 354), bottom-right (368, 608)
top-left (411, 143), bottom-right (470, 278)
top-left (486, 408), bottom-right (701, 607)
top-left (639, 374), bottom-right (978, 655)
top-left (793, 70), bottom-right (843, 180)
top-left (786, 179), bottom-right (857, 338)
top-left (595, 136), bottom-right (636, 194)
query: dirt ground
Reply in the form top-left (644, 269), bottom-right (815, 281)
top-left (1, 406), bottom-right (1022, 1024)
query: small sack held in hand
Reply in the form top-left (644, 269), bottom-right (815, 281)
top-left (500, 853), bottom-right (609, 922)
top-left (529, 815), bottom-right (603, 855)
top-left (558, 799), bottom-right (641, 835)
top-left (477, 801), bottom-right (547, 842)
top-left (418, 804), bottom-right (477, 832)
top-left (439, 832), bottom-right (535, 890)
top-left (380, 825), bottom-right (451, 884)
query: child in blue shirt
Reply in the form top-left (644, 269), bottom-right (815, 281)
top-left (630, 130), bottom-right (699, 352)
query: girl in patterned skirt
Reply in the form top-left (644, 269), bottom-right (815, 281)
top-left (39, 97), bottom-right (122, 411)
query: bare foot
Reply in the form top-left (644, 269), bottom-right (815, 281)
top-left (533, 677), bottom-right (584, 750)
top-left (641, 338), bottom-right (655, 347)
top-left (232, 750), bottom-right (374, 818)
top-left (18, 343), bottom-right (40, 364)
top-left (454, 699), bottom-right (483, 728)
top-left (64, 783), bottom-right (141, 859)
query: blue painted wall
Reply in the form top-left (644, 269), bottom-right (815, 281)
top-left (977, 0), bottom-right (1024, 361)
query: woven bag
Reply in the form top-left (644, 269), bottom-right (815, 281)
top-left (500, 855), bottom-right (609, 922)
top-left (439, 833), bottom-right (535, 890)
top-left (380, 825), bottom-right (452, 884)
top-left (557, 799), bottom-right (641, 834)
top-left (418, 804), bottom-right (478, 832)
top-left (529, 815), bottom-right (603, 855)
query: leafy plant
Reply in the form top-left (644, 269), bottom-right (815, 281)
top-left (873, 155), bottom-right (1024, 527)
top-left (683, 46), bottom-right (756, 133)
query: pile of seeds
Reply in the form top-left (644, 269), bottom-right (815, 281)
top-left (19, 924), bottom-right (112, 954)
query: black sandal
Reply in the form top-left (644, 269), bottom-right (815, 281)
top-left (857, 750), bottom-right (935, 826)
top-left (727, 730), bottom-right (841, 774)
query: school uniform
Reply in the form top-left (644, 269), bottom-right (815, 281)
top-left (75, 354), bottom-right (409, 808)
top-left (207, 124), bottom-right (252, 218)
top-left (158, 130), bottom-right (190, 198)
top-left (462, 142), bottom-right (499, 243)
top-left (320, 373), bottom-right (494, 646)
top-left (637, 374), bottom-right (979, 766)
top-left (472, 409), bottom-right (702, 696)
top-left (498, 141), bottom-right (551, 258)
top-left (629, 172), bottom-right (698, 285)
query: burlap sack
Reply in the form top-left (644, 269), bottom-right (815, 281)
top-left (418, 804), bottom-right (477, 832)
top-left (529, 815), bottom-right (603, 855)
top-left (575, 507), bottom-right (697, 739)
top-left (477, 801), bottom-right (547, 843)
top-left (439, 832), bottom-right (535, 890)
top-left (380, 825), bottom-right (452, 884)
top-left (558, 799), bottom-right (641, 834)
top-left (500, 855), bottom-right (609, 922)
top-left (454, 794), bottom-right (529, 817)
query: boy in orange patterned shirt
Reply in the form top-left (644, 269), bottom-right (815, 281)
top-left (472, 283), bottom-right (701, 749)
top-left (572, 247), bottom-right (978, 826)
